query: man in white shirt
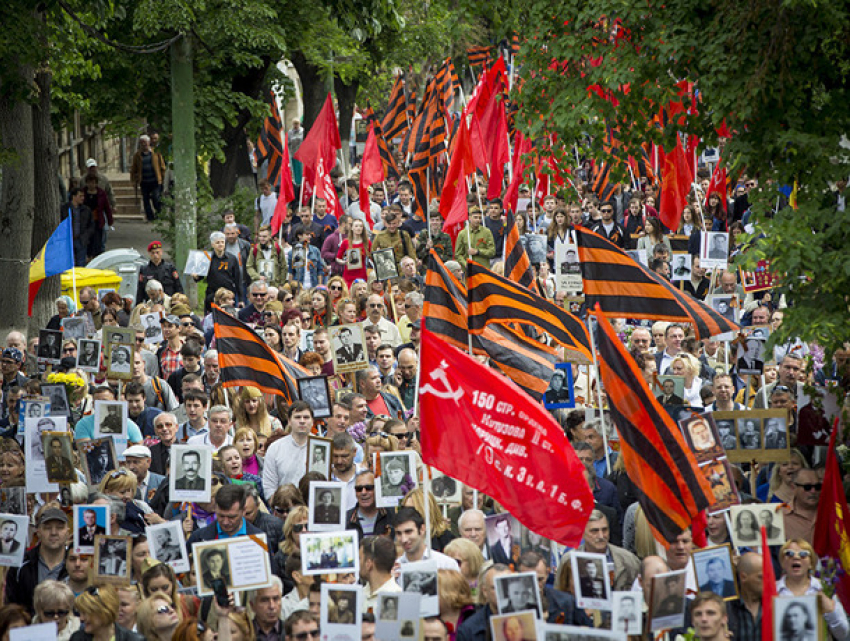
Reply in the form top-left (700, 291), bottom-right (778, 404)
top-left (187, 405), bottom-right (233, 451)
top-left (263, 401), bottom-right (312, 496)
top-left (330, 432), bottom-right (363, 509)
top-left (655, 324), bottom-right (685, 374)
top-left (366, 295), bottom-right (402, 348)
top-left (395, 507), bottom-right (459, 571)
top-left (360, 535), bottom-right (402, 610)
top-left (123, 445), bottom-right (165, 503)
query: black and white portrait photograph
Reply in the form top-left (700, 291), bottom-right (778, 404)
top-left (0, 514), bottom-right (29, 568)
top-left (184, 250), bottom-right (211, 277)
top-left (26, 415), bottom-right (66, 464)
top-left (542, 623), bottom-right (621, 640)
top-left (554, 242), bottom-right (583, 293)
top-left (346, 246), bottom-right (363, 270)
top-left (571, 552), bottom-right (611, 610)
top-left (375, 451), bottom-right (416, 508)
top-left (757, 505), bottom-right (785, 544)
top-left (95, 534), bottom-right (130, 582)
top-left (774, 595), bottom-right (818, 641)
top-left (376, 593), bottom-right (421, 641)
top-left (737, 336), bottom-right (766, 376)
top-left (495, 572), bottom-right (542, 618)
top-left (715, 416), bottom-right (737, 451)
top-left (37, 329), bottom-right (63, 363)
top-left (611, 591), bottom-right (643, 635)
top-left (329, 323), bottom-right (368, 374)
top-left (193, 535), bottom-right (272, 595)
top-left (94, 400), bottom-right (128, 438)
top-left (399, 559), bottom-right (439, 617)
top-left (60, 316), bottom-right (88, 341)
top-left (649, 570), bottom-right (687, 631)
top-left (42, 431), bottom-right (76, 483)
top-left (42, 384), bottom-right (69, 417)
top-left (655, 375), bottom-right (686, 406)
top-left (307, 436), bottom-right (332, 479)
top-left (104, 327), bottom-right (135, 358)
top-left (693, 544), bottom-right (738, 600)
top-left (321, 583), bottom-right (362, 641)
top-left (80, 437), bottom-right (117, 486)
top-left (308, 481), bottom-right (346, 532)
top-left (18, 397), bottom-right (49, 426)
top-left (729, 505), bottom-right (761, 548)
top-left (763, 415), bottom-right (788, 450)
top-left (679, 413), bottom-right (724, 464)
top-left (526, 234), bottom-right (547, 265)
top-left (169, 444), bottom-right (212, 503)
top-left (520, 528), bottom-right (552, 560)
top-left (543, 364), bottom-right (575, 410)
top-left (74, 504), bottom-right (109, 553)
top-left (378, 594), bottom-right (399, 621)
top-left (297, 375), bottom-right (331, 419)
top-left (737, 417), bottom-right (762, 451)
top-left (106, 344), bottom-right (133, 379)
top-left (701, 232), bottom-right (730, 269)
top-left (372, 248), bottom-right (399, 282)
top-left (0, 489), bottom-right (26, 516)
top-left (76, 338), bottom-right (101, 372)
top-left (430, 471), bottom-right (461, 504)
top-left (141, 312), bottom-right (164, 345)
top-left (147, 521), bottom-right (190, 573)
top-left (302, 531), bottom-right (359, 576)
top-left (489, 611), bottom-right (538, 641)
top-left (198, 544), bottom-right (232, 592)
top-left (671, 252), bottom-right (692, 281)
top-left (486, 513), bottom-right (521, 567)
top-left (708, 295), bottom-right (739, 325)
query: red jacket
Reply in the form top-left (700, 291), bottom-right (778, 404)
top-left (87, 187), bottom-right (114, 228)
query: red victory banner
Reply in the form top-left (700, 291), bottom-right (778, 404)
top-left (418, 328), bottom-right (594, 547)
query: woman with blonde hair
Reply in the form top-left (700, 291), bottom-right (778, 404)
top-left (141, 559), bottom-right (199, 620)
top-left (669, 352), bottom-right (704, 407)
top-left (273, 506), bottom-right (310, 593)
top-left (401, 488), bottom-right (456, 551)
top-left (233, 427), bottom-right (263, 477)
top-left (326, 275), bottom-right (350, 309)
top-left (444, 538), bottom-right (486, 591)
top-left (759, 449), bottom-right (808, 503)
top-left (438, 568), bottom-right (476, 634)
top-left (136, 593), bottom-right (181, 641)
top-left (72, 584), bottom-right (144, 641)
top-left (33, 580), bottom-right (80, 640)
top-left (97, 470), bottom-right (151, 534)
top-left (234, 386), bottom-right (282, 437)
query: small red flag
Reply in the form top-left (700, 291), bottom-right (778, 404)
top-left (270, 133), bottom-right (295, 237)
top-left (294, 93), bottom-right (341, 195)
top-left (440, 117), bottom-right (475, 240)
top-left (479, 94), bottom-right (510, 200)
top-left (359, 123), bottom-right (383, 229)
top-left (418, 328), bottom-right (594, 547)
top-left (705, 163), bottom-right (728, 213)
top-left (761, 524), bottom-right (777, 641)
top-left (504, 132), bottom-right (532, 213)
top-left (658, 137), bottom-right (693, 232)
top-left (315, 158), bottom-right (344, 220)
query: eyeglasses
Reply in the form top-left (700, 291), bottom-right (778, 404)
top-left (795, 482), bottom-right (822, 492)
top-left (252, 292), bottom-right (268, 297)
top-left (212, 477), bottom-right (222, 486)
top-left (79, 299), bottom-right (91, 305)
top-left (292, 630), bottom-right (321, 641)
top-left (155, 604), bottom-right (174, 615)
top-left (292, 523), bottom-right (307, 533)
top-left (773, 385), bottom-right (792, 393)
top-left (368, 303), bottom-right (383, 309)
top-left (181, 322), bottom-right (194, 327)
top-left (273, 506), bottom-right (290, 516)
top-left (42, 609), bottom-right (70, 618)
top-left (355, 484), bottom-right (375, 492)
top-left (600, 209), bottom-right (613, 214)
top-left (783, 549), bottom-right (812, 560)
top-left (63, 347), bottom-right (76, 354)
top-left (284, 297), bottom-right (293, 302)
top-left (329, 285), bottom-right (343, 291)
top-left (136, 337), bottom-right (145, 343)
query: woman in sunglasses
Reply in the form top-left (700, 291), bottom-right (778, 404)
top-left (326, 275), bottom-right (350, 309)
top-left (273, 505), bottom-right (309, 594)
top-left (73, 584), bottom-right (144, 641)
top-left (33, 580), bottom-right (80, 641)
top-left (136, 593), bottom-right (181, 641)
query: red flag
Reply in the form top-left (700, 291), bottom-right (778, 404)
top-left (270, 133), bottom-right (295, 237)
top-left (504, 132), bottom-right (531, 213)
top-left (440, 117), bottom-right (475, 240)
top-left (761, 525), bottom-right (777, 641)
top-left (658, 137), bottom-right (693, 232)
top-left (418, 328), bottom-right (594, 547)
top-left (359, 123), bottom-right (383, 229)
top-left (479, 94), bottom-right (510, 200)
top-left (294, 93), bottom-right (341, 195)
top-left (316, 158), bottom-right (344, 220)
top-left (704, 163), bottom-right (728, 213)
top-left (814, 418), bottom-right (850, 607)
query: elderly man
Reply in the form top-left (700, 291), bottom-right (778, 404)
top-left (783, 467), bottom-right (820, 544)
top-left (578, 509), bottom-right (640, 591)
top-left (130, 134), bottom-right (167, 220)
top-left (331, 432), bottom-right (363, 509)
top-left (187, 404), bottom-right (233, 451)
top-left (365, 295), bottom-right (402, 348)
top-left (629, 327), bottom-right (652, 353)
top-left (238, 280), bottom-right (271, 326)
top-left (224, 222), bottom-right (251, 300)
top-left (397, 292), bottom-right (423, 344)
top-left (396, 348), bottom-right (418, 410)
top-left (123, 444), bottom-right (165, 503)
top-left (249, 576), bottom-right (285, 641)
top-left (137, 240), bottom-right (183, 303)
top-left (458, 509), bottom-right (489, 559)
top-left (754, 353), bottom-right (804, 409)
top-left (149, 412), bottom-right (178, 475)
top-left (355, 367), bottom-right (404, 420)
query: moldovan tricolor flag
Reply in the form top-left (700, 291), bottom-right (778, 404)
top-left (28, 216), bottom-right (74, 315)
top-left (418, 328), bottom-right (593, 546)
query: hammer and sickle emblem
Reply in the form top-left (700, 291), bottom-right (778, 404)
top-left (420, 360), bottom-right (464, 404)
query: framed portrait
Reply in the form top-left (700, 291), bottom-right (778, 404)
top-left (301, 530), bottom-right (360, 577)
top-left (25, 415), bottom-right (67, 494)
top-left (169, 444), bottom-right (213, 503)
top-left (679, 412), bottom-right (724, 464)
top-left (718, 410), bottom-right (790, 463)
top-left (329, 323), bottom-right (368, 374)
top-left (654, 374), bottom-right (686, 406)
top-left (429, 470), bottom-right (461, 505)
top-left (707, 294), bottom-right (740, 326)
top-left (714, 415), bottom-right (738, 452)
top-left (106, 343), bottom-right (134, 380)
top-left (375, 450), bottom-right (417, 508)
top-left (773, 596), bottom-right (820, 641)
top-left (346, 246), bottom-right (364, 270)
top-left (526, 234), bottom-right (547, 265)
top-left (554, 242), bottom-right (582, 293)
top-left (334, 386), bottom-right (353, 404)
top-left (41, 384), bottom-right (69, 417)
top-left (94, 535), bottom-right (131, 583)
top-left (700, 232), bottom-right (729, 269)
top-left (299, 329), bottom-right (315, 354)
top-left (376, 592), bottom-right (420, 641)
top-left (184, 250), bottom-right (211, 277)
top-left (298, 375), bottom-right (332, 419)
top-left (306, 436), bottom-right (332, 479)
top-left (543, 364), bottom-right (576, 410)
top-left (0, 488), bottom-right (26, 516)
top-left (571, 551), bottom-right (611, 610)
top-left (372, 248), bottom-right (399, 282)
top-left (141, 312), bottom-right (164, 345)
top-left (692, 544), bottom-right (739, 600)
top-left (74, 503), bottom-right (110, 554)
top-left (79, 437), bottom-right (118, 487)
top-left (320, 583), bottom-right (362, 640)
top-left (42, 431), bottom-right (76, 483)
top-left (699, 458), bottom-right (740, 512)
top-left (97, 288), bottom-right (115, 306)
top-left (648, 569), bottom-right (687, 631)
top-left (147, 520), bottom-right (190, 573)
top-left (730, 504), bottom-right (785, 548)
top-left (37, 328), bottom-right (63, 363)
top-left (737, 333), bottom-right (767, 376)
top-left (485, 513), bottom-right (522, 567)
top-left (94, 400), bottom-right (128, 438)
top-left (61, 316), bottom-right (88, 341)
top-left (611, 591), bottom-right (643, 635)
top-left (625, 249), bottom-right (648, 267)
top-left (76, 338), bottom-right (101, 372)
top-left (541, 623), bottom-right (622, 640)
top-left (399, 559), bottom-right (439, 617)
top-left (670, 252), bottom-right (692, 281)
top-left (17, 397), bottom-right (50, 435)
top-left (308, 481), bottom-right (346, 532)
top-left (495, 571), bottom-right (542, 618)
top-left (192, 534), bottom-right (272, 596)
top-left (103, 327), bottom-right (135, 359)
top-left (489, 611), bottom-right (538, 641)
top-left (0, 514), bottom-right (29, 568)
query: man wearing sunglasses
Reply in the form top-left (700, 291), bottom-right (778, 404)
top-left (784, 468), bottom-right (820, 545)
top-left (238, 281), bottom-right (271, 326)
top-left (345, 470), bottom-right (394, 538)
top-left (285, 611), bottom-right (320, 641)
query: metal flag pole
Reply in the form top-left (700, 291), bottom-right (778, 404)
top-left (588, 311), bottom-right (611, 475)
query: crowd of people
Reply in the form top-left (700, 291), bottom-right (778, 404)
top-left (1, 128), bottom-right (848, 641)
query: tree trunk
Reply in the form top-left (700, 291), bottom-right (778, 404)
top-left (334, 76), bottom-right (359, 176)
top-left (30, 68), bottom-right (62, 333)
top-left (291, 51), bottom-right (329, 131)
top-left (0, 76), bottom-right (36, 338)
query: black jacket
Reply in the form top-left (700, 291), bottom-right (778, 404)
top-left (136, 259), bottom-right (184, 303)
top-left (60, 202), bottom-right (94, 250)
top-left (345, 505), bottom-right (396, 539)
top-left (149, 441), bottom-right (171, 476)
top-left (202, 253), bottom-right (240, 304)
top-left (70, 624), bottom-right (144, 641)
top-left (5, 545), bottom-right (68, 614)
top-left (249, 511), bottom-right (284, 559)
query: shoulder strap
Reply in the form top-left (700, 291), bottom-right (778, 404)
top-left (151, 376), bottom-right (165, 408)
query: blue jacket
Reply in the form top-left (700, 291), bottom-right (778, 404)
top-left (289, 243), bottom-right (324, 285)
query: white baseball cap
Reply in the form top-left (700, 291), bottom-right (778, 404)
top-left (86, 158), bottom-right (98, 168)
top-left (123, 445), bottom-right (152, 458)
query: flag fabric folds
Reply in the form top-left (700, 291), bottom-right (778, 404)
top-left (440, 116), bottom-right (475, 239)
top-left (466, 262), bottom-right (592, 363)
top-left (467, 45), bottom-right (492, 74)
top-left (255, 91), bottom-right (284, 186)
top-left (418, 328), bottom-right (593, 547)
top-left (502, 208), bottom-right (536, 292)
top-left (293, 93), bottom-right (341, 194)
top-left (658, 136), bottom-right (693, 232)
top-left (574, 227), bottom-right (740, 339)
top-left (382, 75), bottom-right (409, 141)
top-left (270, 131), bottom-right (295, 236)
top-left (592, 306), bottom-right (714, 543)
top-left (761, 525), bottom-right (777, 641)
top-left (704, 162), bottom-right (728, 214)
top-left (212, 305), bottom-right (311, 403)
top-left (359, 123), bottom-right (384, 227)
top-left (434, 57), bottom-right (460, 113)
top-left (28, 216), bottom-right (75, 315)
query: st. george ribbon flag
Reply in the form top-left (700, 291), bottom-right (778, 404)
top-left (418, 328), bottom-right (594, 547)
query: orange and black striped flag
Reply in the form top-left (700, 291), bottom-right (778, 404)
top-left (434, 57), bottom-right (460, 113)
top-left (382, 75), bottom-right (408, 141)
top-left (367, 108), bottom-right (400, 180)
top-left (502, 209), bottom-right (537, 292)
top-left (467, 45), bottom-right (491, 74)
top-left (574, 227), bottom-right (740, 339)
top-left (212, 305), bottom-right (310, 403)
top-left (592, 306), bottom-right (714, 543)
top-left (255, 90), bottom-right (283, 186)
top-left (466, 261), bottom-right (593, 363)
top-left (423, 251), bottom-right (556, 399)
top-left (590, 160), bottom-right (619, 203)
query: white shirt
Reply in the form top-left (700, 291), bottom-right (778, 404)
top-left (363, 576), bottom-right (402, 611)
top-left (187, 432), bottom-right (232, 452)
top-left (373, 317), bottom-right (402, 348)
top-left (258, 193), bottom-right (278, 226)
top-left (399, 547), bottom-right (460, 571)
top-left (262, 434), bottom-right (308, 497)
top-left (280, 588), bottom-right (309, 621)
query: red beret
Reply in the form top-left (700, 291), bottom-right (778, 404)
top-left (147, 241), bottom-right (162, 252)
